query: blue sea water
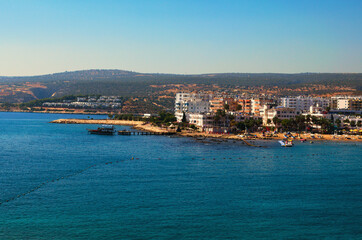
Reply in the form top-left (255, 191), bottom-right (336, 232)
top-left (0, 112), bottom-right (361, 239)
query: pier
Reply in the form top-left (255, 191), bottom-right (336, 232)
top-left (240, 138), bottom-right (262, 147)
top-left (118, 130), bottom-right (176, 136)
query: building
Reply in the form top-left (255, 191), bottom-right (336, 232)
top-left (339, 115), bottom-right (362, 129)
top-left (210, 98), bottom-right (224, 112)
top-left (175, 111), bottom-right (187, 122)
top-left (237, 99), bottom-right (252, 115)
top-left (329, 109), bottom-right (362, 116)
top-left (251, 98), bottom-right (275, 116)
top-left (175, 112), bottom-right (216, 131)
top-left (188, 113), bottom-right (214, 128)
top-left (302, 106), bottom-right (331, 120)
top-left (280, 96), bottom-right (330, 112)
top-left (223, 97), bottom-right (239, 111)
top-left (175, 93), bottom-right (212, 113)
top-left (331, 96), bottom-right (362, 110)
top-left (263, 107), bottom-right (300, 126)
top-left (43, 95), bottom-right (122, 109)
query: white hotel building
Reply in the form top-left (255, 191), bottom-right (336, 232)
top-left (263, 107), bottom-right (300, 126)
top-left (175, 93), bottom-right (213, 122)
top-left (280, 96), bottom-right (330, 112)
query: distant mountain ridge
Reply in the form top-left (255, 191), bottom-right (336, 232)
top-left (0, 69), bottom-right (138, 81)
top-left (1, 69), bottom-right (361, 79)
top-left (0, 69), bottom-right (361, 89)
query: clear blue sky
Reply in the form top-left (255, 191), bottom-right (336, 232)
top-left (0, 0), bottom-right (361, 76)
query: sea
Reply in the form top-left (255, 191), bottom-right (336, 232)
top-left (0, 112), bottom-right (361, 239)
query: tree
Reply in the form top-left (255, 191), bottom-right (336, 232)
top-left (281, 119), bottom-right (291, 131)
top-left (182, 112), bottom-right (187, 123)
top-left (236, 122), bottom-right (246, 131)
top-left (295, 115), bottom-right (306, 132)
top-left (357, 121), bottom-right (362, 128)
top-left (319, 118), bottom-right (333, 133)
top-left (1, 102), bottom-right (15, 111)
top-left (216, 109), bottom-right (226, 117)
top-left (236, 104), bottom-right (242, 111)
top-left (224, 104), bottom-right (229, 111)
top-left (272, 116), bottom-right (280, 126)
top-left (214, 114), bottom-right (221, 123)
top-left (311, 116), bottom-right (319, 125)
top-left (350, 120), bottom-right (356, 127)
top-left (159, 111), bottom-right (176, 123)
top-left (189, 124), bottom-right (197, 130)
top-left (236, 118), bottom-right (262, 132)
top-left (229, 120), bottom-right (237, 128)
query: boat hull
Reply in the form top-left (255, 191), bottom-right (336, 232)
top-left (87, 125), bottom-right (116, 135)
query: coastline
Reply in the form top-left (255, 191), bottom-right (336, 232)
top-left (50, 119), bottom-right (170, 133)
top-left (51, 118), bottom-right (362, 142)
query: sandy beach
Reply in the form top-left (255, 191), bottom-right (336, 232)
top-left (51, 119), bottom-right (362, 142)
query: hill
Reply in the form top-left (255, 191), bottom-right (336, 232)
top-left (0, 70), bottom-right (361, 113)
top-left (1, 70), bottom-right (361, 89)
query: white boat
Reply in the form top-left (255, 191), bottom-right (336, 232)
top-left (278, 139), bottom-right (293, 147)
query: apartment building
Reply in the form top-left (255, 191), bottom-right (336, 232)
top-left (280, 96), bottom-right (330, 111)
top-left (175, 93), bottom-right (212, 113)
top-left (210, 98), bottom-right (224, 112)
top-left (251, 98), bottom-right (275, 116)
top-left (237, 99), bottom-right (252, 115)
top-left (331, 96), bottom-right (362, 110)
top-left (223, 97), bottom-right (239, 111)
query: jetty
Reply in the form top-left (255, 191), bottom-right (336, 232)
top-left (240, 138), bottom-right (262, 147)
